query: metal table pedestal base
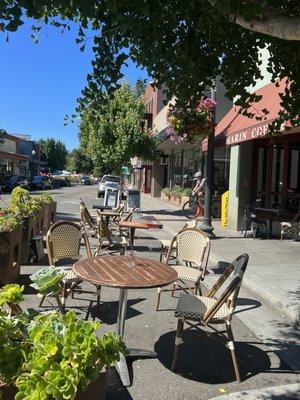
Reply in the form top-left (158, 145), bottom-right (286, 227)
top-left (116, 288), bottom-right (157, 386)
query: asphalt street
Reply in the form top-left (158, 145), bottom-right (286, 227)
top-left (2, 184), bottom-right (299, 400)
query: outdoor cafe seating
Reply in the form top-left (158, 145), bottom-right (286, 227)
top-left (40, 220), bottom-right (101, 310)
top-left (171, 253), bottom-right (249, 383)
top-left (156, 227), bottom-right (211, 311)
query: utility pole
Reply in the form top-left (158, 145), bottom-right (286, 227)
top-left (199, 84), bottom-right (216, 238)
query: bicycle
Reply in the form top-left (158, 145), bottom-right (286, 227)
top-left (182, 193), bottom-right (204, 219)
top-left (182, 192), bottom-right (221, 219)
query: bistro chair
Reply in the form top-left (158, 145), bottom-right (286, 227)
top-left (280, 209), bottom-right (300, 241)
top-left (171, 253), bottom-right (249, 383)
top-left (241, 204), bottom-right (268, 239)
top-left (41, 220), bottom-right (101, 310)
top-left (96, 213), bottom-right (127, 255)
top-left (159, 219), bottom-right (197, 262)
top-left (156, 228), bottom-right (210, 311)
top-left (80, 198), bottom-right (117, 255)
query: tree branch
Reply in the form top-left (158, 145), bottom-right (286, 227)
top-left (233, 14), bottom-right (300, 41)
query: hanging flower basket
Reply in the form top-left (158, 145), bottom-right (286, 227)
top-left (166, 97), bottom-right (217, 144)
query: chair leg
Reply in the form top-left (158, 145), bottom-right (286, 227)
top-left (171, 318), bottom-right (184, 371)
top-left (96, 285), bottom-right (101, 307)
top-left (61, 282), bottom-right (68, 313)
top-left (171, 282), bottom-right (177, 297)
top-left (195, 281), bottom-right (202, 296)
top-left (39, 295), bottom-right (46, 307)
top-left (159, 246), bottom-right (164, 262)
top-left (156, 288), bottom-right (162, 311)
top-left (225, 323), bottom-right (241, 382)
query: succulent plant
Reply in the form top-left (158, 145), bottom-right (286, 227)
top-left (0, 284), bottom-right (127, 399)
top-left (30, 266), bottom-right (65, 296)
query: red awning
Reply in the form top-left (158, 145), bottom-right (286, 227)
top-left (202, 79), bottom-right (287, 151)
top-left (0, 151), bottom-right (29, 161)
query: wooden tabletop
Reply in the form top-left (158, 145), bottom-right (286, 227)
top-left (73, 255), bottom-right (178, 289)
top-left (118, 220), bottom-right (150, 229)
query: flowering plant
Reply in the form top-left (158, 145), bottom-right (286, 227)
top-left (166, 97), bottom-right (217, 144)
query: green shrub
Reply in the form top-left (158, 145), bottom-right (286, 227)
top-left (0, 210), bottom-right (20, 233)
top-left (9, 188), bottom-right (41, 219)
top-left (0, 283), bottom-right (128, 399)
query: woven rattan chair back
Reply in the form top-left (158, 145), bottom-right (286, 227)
top-left (47, 221), bottom-right (92, 264)
top-left (175, 228), bottom-right (210, 269)
top-left (204, 253), bottom-right (249, 324)
top-left (79, 198), bottom-right (94, 229)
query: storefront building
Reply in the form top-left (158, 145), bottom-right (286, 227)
top-left (0, 133), bottom-right (29, 178)
top-left (211, 79), bottom-right (300, 232)
top-left (137, 81), bottom-right (232, 196)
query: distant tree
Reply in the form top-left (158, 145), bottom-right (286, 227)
top-left (67, 148), bottom-right (93, 174)
top-left (39, 138), bottom-right (68, 172)
top-left (79, 84), bottom-right (156, 175)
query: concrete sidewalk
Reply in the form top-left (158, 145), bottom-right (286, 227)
top-left (139, 194), bottom-right (300, 371)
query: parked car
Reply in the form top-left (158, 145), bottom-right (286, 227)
top-left (81, 176), bottom-right (92, 185)
top-left (97, 175), bottom-right (123, 198)
top-left (0, 175), bottom-right (29, 192)
top-left (30, 176), bottom-right (53, 190)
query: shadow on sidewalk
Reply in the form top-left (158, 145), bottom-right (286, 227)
top-left (142, 209), bottom-right (183, 217)
top-left (154, 330), bottom-right (294, 384)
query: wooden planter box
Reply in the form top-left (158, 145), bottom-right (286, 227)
top-left (0, 370), bottom-right (106, 400)
top-left (161, 192), bottom-right (170, 201)
top-left (181, 196), bottom-right (190, 204)
top-left (170, 196), bottom-right (182, 206)
top-left (47, 201), bottom-right (57, 229)
top-left (20, 217), bottom-right (37, 264)
top-left (0, 225), bottom-right (22, 285)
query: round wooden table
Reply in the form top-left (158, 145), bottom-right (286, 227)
top-left (73, 255), bottom-right (178, 387)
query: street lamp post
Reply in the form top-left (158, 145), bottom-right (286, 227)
top-left (31, 149), bottom-right (36, 178)
top-left (199, 85), bottom-right (216, 238)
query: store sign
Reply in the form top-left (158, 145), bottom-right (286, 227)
top-left (104, 187), bottom-right (120, 209)
top-left (225, 122), bottom-right (269, 145)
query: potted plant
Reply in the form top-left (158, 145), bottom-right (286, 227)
top-left (0, 210), bottom-right (22, 285)
top-left (9, 188), bottom-right (43, 263)
top-left (161, 188), bottom-right (171, 201)
top-left (0, 281), bottom-right (127, 400)
top-left (166, 96), bottom-right (217, 144)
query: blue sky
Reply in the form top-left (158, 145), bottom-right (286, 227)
top-left (0, 22), bottom-right (148, 150)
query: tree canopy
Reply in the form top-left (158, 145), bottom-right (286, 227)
top-left (79, 84), bottom-right (156, 174)
top-left (39, 138), bottom-right (68, 172)
top-left (67, 148), bottom-right (93, 174)
top-left (1, 1), bottom-right (300, 131)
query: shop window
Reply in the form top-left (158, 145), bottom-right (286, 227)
top-left (287, 142), bottom-right (300, 213)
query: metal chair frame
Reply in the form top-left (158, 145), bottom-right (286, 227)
top-left (171, 253), bottom-right (249, 383)
top-left (241, 204), bottom-right (268, 239)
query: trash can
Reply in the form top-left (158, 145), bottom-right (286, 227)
top-left (127, 189), bottom-right (141, 211)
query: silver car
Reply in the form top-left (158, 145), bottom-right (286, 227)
top-left (97, 175), bottom-right (122, 198)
